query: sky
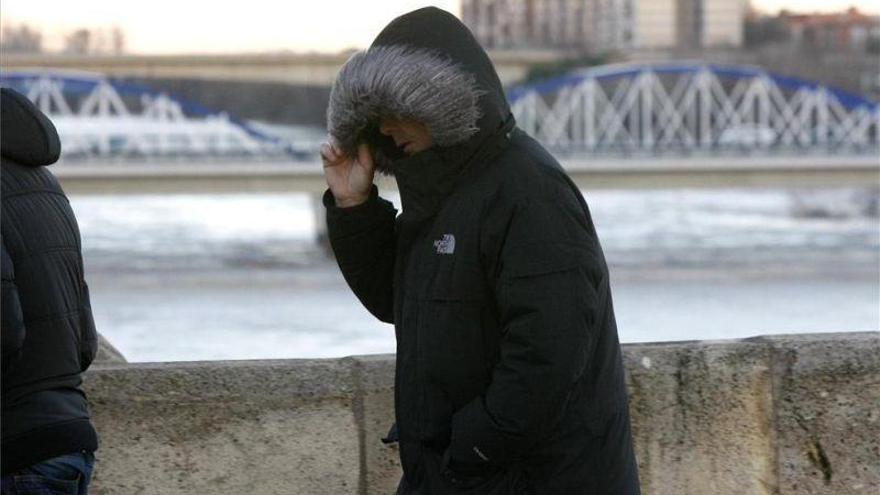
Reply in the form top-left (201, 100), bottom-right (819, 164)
top-left (1, 0), bottom-right (878, 55)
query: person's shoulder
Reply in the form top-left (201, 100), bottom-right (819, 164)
top-left (492, 130), bottom-right (579, 204)
top-left (1, 158), bottom-right (64, 199)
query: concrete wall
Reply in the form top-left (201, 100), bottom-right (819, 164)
top-left (83, 332), bottom-right (879, 494)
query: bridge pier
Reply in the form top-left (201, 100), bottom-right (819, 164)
top-left (312, 193), bottom-right (332, 257)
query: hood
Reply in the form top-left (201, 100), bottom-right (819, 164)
top-left (0, 87), bottom-right (61, 167)
top-left (327, 7), bottom-right (511, 172)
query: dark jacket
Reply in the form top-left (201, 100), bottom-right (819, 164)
top-left (1, 88), bottom-right (99, 475)
top-left (326, 8), bottom-right (640, 494)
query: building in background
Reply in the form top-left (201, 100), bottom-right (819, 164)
top-left (461, 0), bottom-right (746, 52)
top-left (460, 0), bottom-right (632, 51)
top-left (677, 0), bottom-right (745, 48)
top-left (635, 0), bottom-right (677, 50)
top-left (779, 7), bottom-right (880, 52)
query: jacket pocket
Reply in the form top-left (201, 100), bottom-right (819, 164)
top-left (414, 292), bottom-right (492, 450)
top-left (418, 295), bottom-right (490, 396)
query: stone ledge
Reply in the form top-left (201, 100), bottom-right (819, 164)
top-left (83, 332), bottom-right (879, 494)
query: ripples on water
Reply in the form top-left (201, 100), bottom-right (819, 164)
top-left (69, 188), bottom-right (880, 361)
top-left (72, 188), bottom-right (879, 273)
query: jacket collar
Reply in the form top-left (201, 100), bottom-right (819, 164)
top-left (393, 114), bottom-right (515, 227)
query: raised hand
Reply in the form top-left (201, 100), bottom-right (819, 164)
top-left (320, 140), bottom-right (375, 208)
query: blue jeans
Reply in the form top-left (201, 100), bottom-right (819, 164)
top-left (1, 452), bottom-right (95, 495)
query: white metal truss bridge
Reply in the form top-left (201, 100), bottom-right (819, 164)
top-left (1, 71), bottom-right (301, 160)
top-left (507, 62), bottom-right (880, 155)
top-left (2, 64), bottom-right (878, 161)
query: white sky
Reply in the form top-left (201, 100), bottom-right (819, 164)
top-left (1, 1), bottom-right (877, 54)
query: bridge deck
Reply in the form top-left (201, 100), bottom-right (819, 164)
top-left (54, 155), bottom-right (880, 194)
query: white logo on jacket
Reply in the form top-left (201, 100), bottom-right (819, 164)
top-left (433, 234), bottom-right (456, 254)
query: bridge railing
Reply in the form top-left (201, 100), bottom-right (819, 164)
top-left (508, 62), bottom-right (880, 156)
top-left (1, 71), bottom-right (314, 161)
top-left (3, 64), bottom-right (878, 162)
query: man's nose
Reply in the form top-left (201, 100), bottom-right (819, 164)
top-left (379, 120), bottom-right (395, 136)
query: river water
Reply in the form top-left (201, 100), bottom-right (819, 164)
top-left (72, 187), bottom-right (880, 362)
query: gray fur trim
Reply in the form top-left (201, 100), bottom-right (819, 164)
top-left (327, 45), bottom-right (485, 157)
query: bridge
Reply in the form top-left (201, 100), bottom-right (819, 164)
top-left (49, 156), bottom-right (880, 195)
top-left (509, 61), bottom-right (880, 154)
top-left (0, 63), bottom-right (877, 193)
top-left (1, 51), bottom-right (559, 87)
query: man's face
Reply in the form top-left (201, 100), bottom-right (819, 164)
top-left (379, 118), bottom-right (433, 155)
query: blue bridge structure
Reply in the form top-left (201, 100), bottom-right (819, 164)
top-left (0, 71), bottom-right (301, 159)
top-left (508, 61), bottom-right (879, 156)
top-left (1, 62), bottom-right (878, 163)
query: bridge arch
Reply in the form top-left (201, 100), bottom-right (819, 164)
top-left (0, 70), bottom-right (300, 159)
top-left (507, 62), bottom-right (880, 154)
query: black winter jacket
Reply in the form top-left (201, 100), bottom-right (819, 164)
top-left (326, 8), bottom-right (640, 494)
top-left (1, 88), bottom-right (99, 474)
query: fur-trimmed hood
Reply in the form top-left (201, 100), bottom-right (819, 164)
top-left (328, 46), bottom-right (484, 163)
top-left (326, 7), bottom-right (511, 171)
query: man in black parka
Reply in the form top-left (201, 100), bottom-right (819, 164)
top-left (1, 88), bottom-right (99, 493)
top-left (322, 8), bottom-right (640, 494)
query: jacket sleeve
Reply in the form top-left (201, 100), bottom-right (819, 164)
top-left (78, 281), bottom-right (98, 371)
top-left (447, 193), bottom-right (601, 468)
top-left (324, 185), bottom-right (398, 324)
top-left (2, 241), bottom-right (25, 373)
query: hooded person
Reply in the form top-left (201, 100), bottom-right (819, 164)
top-left (1, 87), bottom-right (99, 494)
top-left (322, 7), bottom-right (640, 494)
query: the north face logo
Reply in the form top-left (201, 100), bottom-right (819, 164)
top-left (433, 234), bottom-right (456, 254)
